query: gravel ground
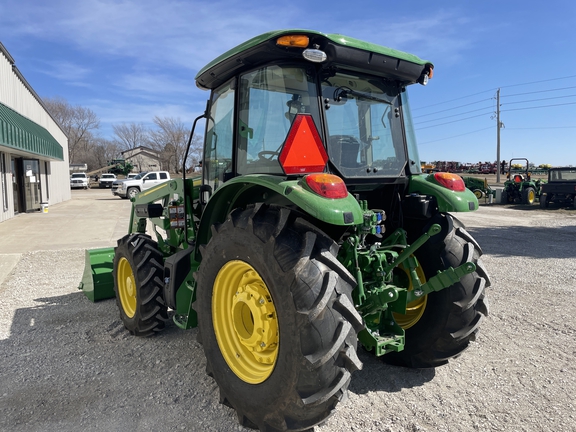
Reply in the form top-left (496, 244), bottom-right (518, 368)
top-left (1, 198), bottom-right (575, 432)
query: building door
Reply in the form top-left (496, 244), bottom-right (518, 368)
top-left (11, 156), bottom-right (23, 214)
top-left (23, 159), bottom-right (41, 212)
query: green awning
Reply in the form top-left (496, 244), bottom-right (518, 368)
top-left (0, 101), bottom-right (64, 160)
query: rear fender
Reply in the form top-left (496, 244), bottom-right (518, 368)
top-left (408, 174), bottom-right (478, 212)
top-left (196, 175), bottom-right (363, 248)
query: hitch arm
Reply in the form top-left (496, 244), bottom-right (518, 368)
top-left (406, 261), bottom-right (477, 302)
top-left (382, 223), bottom-right (441, 274)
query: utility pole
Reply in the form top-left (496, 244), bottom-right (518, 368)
top-left (496, 88), bottom-right (501, 183)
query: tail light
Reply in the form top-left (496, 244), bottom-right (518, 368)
top-left (305, 174), bottom-right (348, 199)
top-left (433, 172), bottom-right (466, 192)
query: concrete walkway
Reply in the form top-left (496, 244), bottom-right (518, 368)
top-left (0, 188), bottom-right (132, 285)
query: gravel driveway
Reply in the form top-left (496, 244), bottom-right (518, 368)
top-left (1, 192), bottom-right (575, 432)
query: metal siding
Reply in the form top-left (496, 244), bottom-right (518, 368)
top-left (0, 45), bottom-right (71, 220)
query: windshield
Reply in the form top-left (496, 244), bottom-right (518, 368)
top-left (322, 72), bottom-right (406, 178)
top-left (134, 172), bottom-right (147, 179)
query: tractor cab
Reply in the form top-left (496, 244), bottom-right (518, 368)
top-left (196, 31), bottom-right (433, 200)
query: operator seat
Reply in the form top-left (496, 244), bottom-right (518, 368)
top-left (329, 135), bottom-right (361, 168)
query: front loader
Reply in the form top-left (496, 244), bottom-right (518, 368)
top-left (79, 30), bottom-right (491, 431)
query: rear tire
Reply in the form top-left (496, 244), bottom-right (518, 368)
top-left (386, 214), bottom-right (490, 368)
top-left (195, 204), bottom-right (363, 431)
top-left (472, 189), bottom-right (484, 199)
top-left (500, 190), bottom-right (508, 204)
top-left (522, 187), bottom-right (535, 205)
top-left (539, 194), bottom-right (549, 209)
top-left (113, 234), bottom-right (168, 336)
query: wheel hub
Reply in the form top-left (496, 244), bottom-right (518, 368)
top-left (117, 257), bottom-right (137, 318)
top-left (393, 261), bottom-right (428, 329)
top-left (232, 274), bottom-right (278, 363)
top-left (213, 260), bottom-right (279, 384)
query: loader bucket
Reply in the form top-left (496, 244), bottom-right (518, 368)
top-left (78, 247), bottom-right (116, 302)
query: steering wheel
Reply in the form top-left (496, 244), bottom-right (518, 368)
top-left (258, 150), bottom-right (279, 161)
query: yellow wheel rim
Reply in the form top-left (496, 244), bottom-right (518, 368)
top-left (528, 190), bottom-right (535, 203)
top-left (212, 260), bottom-right (279, 384)
top-left (393, 262), bottom-right (428, 330)
top-left (117, 257), bottom-right (137, 318)
top-left (474, 190), bottom-right (483, 199)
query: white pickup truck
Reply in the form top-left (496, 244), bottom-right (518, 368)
top-left (112, 171), bottom-right (170, 199)
top-left (70, 172), bottom-right (89, 189)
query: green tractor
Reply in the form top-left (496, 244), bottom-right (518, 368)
top-left (501, 158), bottom-right (544, 204)
top-left (80, 30), bottom-right (490, 431)
top-left (462, 176), bottom-right (494, 200)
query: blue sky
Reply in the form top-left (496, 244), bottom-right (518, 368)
top-left (1, 0), bottom-right (575, 166)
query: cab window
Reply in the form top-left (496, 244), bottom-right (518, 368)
top-left (237, 65), bottom-right (319, 174)
top-left (204, 80), bottom-right (235, 191)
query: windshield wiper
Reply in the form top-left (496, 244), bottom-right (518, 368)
top-left (334, 86), bottom-right (393, 105)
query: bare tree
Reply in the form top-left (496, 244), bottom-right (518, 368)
top-left (43, 97), bottom-right (100, 164)
top-left (112, 123), bottom-right (148, 151)
top-left (147, 116), bottom-right (199, 173)
top-left (88, 138), bottom-right (122, 171)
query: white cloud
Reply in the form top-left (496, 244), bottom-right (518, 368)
top-left (39, 60), bottom-right (92, 85)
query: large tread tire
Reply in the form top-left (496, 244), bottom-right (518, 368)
top-left (522, 187), bottom-right (536, 205)
top-left (386, 214), bottom-right (491, 368)
top-left (195, 204), bottom-right (364, 432)
top-left (500, 190), bottom-right (508, 204)
top-left (113, 234), bottom-right (168, 336)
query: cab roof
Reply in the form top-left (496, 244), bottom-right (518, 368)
top-left (195, 29), bottom-right (433, 90)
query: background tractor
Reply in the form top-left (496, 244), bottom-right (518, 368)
top-left (501, 158), bottom-right (545, 204)
top-left (80, 30), bottom-right (491, 431)
top-left (462, 176), bottom-right (494, 200)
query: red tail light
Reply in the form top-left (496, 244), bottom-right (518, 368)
top-left (433, 172), bottom-right (466, 192)
top-left (305, 174), bottom-right (348, 199)
top-left (279, 114), bottom-right (328, 175)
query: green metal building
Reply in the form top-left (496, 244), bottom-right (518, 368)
top-left (0, 42), bottom-right (70, 221)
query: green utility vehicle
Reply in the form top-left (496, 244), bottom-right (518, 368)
top-left (462, 176), bottom-right (494, 200)
top-left (80, 30), bottom-right (490, 431)
top-left (501, 158), bottom-right (544, 204)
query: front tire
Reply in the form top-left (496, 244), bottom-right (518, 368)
top-left (113, 234), bottom-right (168, 336)
top-left (127, 187), bottom-right (139, 199)
top-left (196, 204), bottom-right (364, 431)
top-left (387, 214), bottom-right (490, 368)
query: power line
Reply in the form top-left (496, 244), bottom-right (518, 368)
top-left (502, 85), bottom-right (576, 98)
top-left (418, 127), bottom-right (493, 145)
top-left (414, 106), bottom-right (494, 125)
top-left (506, 126), bottom-right (576, 130)
top-left (503, 94), bottom-right (576, 106)
top-left (412, 98), bottom-right (493, 119)
top-left (499, 74), bottom-right (576, 89)
top-left (502, 101), bottom-right (576, 112)
top-left (415, 112), bottom-right (493, 130)
top-left (414, 74), bottom-right (576, 111)
top-left (411, 89), bottom-right (493, 111)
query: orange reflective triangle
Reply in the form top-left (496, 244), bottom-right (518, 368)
top-left (279, 114), bottom-right (328, 175)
